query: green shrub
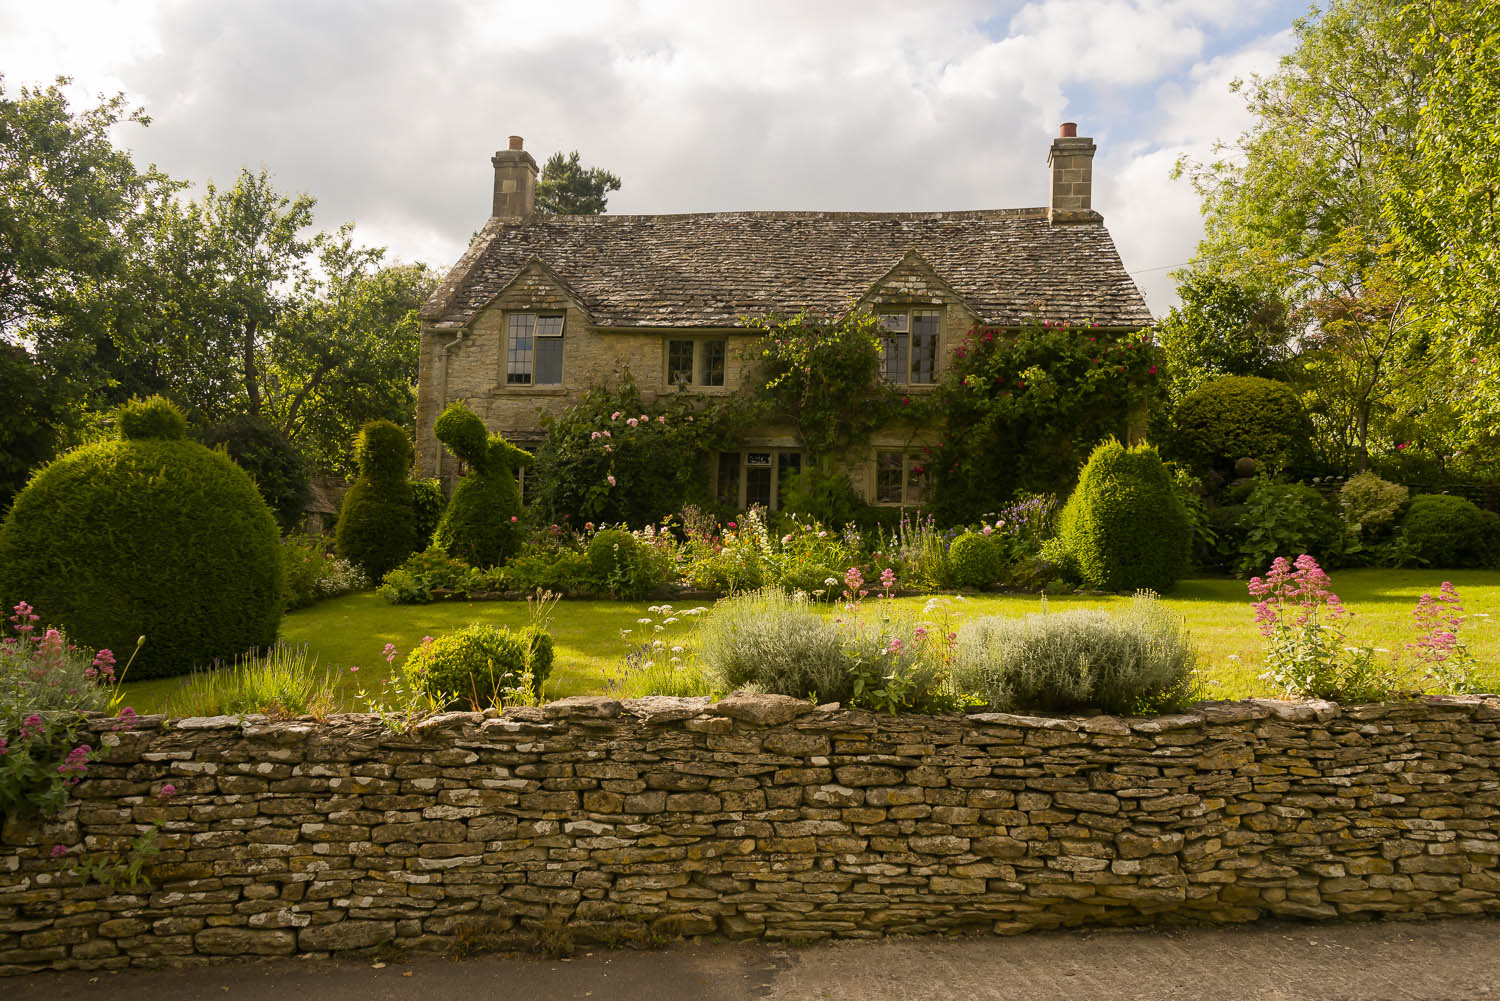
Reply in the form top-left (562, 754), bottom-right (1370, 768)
top-left (197, 415), bottom-right (311, 532)
top-left (1402, 494), bottom-right (1498, 568)
top-left (401, 624), bottom-right (547, 708)
top-left (335, 420), bottom-right (419, 580)
top-left (1057, 439), bottom-right (1190, 592)
top-left (698, 589), bottom-right (852, 701)
top-left (765, 520), bottom-right (860, 594)
top-left (410, 478), bottom-right (448, 549)
top-left (533, 381), bottom-right (732, 528)
top-left (587, 528), bottom-right (661, 598)
top-left (0, 396), bottom-right (282, 680)
top-left (950, 593), bottom-right (1197, 714)
top-left (1339, 472), bottom-right (1408, 532)
top-left (432, 403), bottom-right (531, 566)
top-left (1235, 478), bottom-right (1343, 577)
top-left (376, 546), bottom-right (487, 604)
top-left (280, 535), bottom-right (369, 611)
top-left (1168, 375), bottom-right (1316, 477)
top-left (494, 550), bottom-right (593, 595)
top-left (948, 531), bottom-right (1001, 590)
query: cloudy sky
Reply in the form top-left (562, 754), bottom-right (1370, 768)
top-left (0, 0), bottom-right (1307, 316)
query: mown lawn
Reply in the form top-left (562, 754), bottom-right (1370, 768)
top-left (122, 569), bottom-right (1500, 713)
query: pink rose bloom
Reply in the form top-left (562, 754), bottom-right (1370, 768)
top-left (611, 411), bottom-right (622, 420)
top-left (607, 475), bottom-right (616, 486)
top-left (510, 515), bottom-right (519, 523)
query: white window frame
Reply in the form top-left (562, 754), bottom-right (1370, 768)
top-left (506, 312), bottom-right (566, 386)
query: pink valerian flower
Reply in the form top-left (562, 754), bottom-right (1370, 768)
top-left (19, 714), bottom-right (44, 740)
top-left (50, 844), bottom-right (68, 859)
top-left (421, 636), bottom-right (434, 647)
top-left (383, 643), bottom-right (398, 664)
top-left (0, 737), bottom-right (7, 756)
top-left (57, 745), bottom-right (91, 784)
top-left (1248, 554), bottom-right (1345, 639)
top-left (880, 568), bottom-right (896, 594)
top-left (884, 637), bottom-right (904, 656)
top-left (158, 784), bottom-right (176, 800)
top-left (913, 625), bottom-right (929, 641)
top-left (88, 648), bottom-right (117, 683)
top-left (844, 567), bottom-right (865, 594)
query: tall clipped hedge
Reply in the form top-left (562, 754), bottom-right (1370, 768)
top-left (335, 420), bottom-right (418, 580)
top-left (432, 403), bottom-right (531, 567)
top-left (1058, 439), bottom-right (1191, 592)
top-left (0, 396), bottom-right (282, 680)
top-left (1402, 494), bottom-right (1499, 568)
top-left (1168, 375), bottom-right (1316, 477)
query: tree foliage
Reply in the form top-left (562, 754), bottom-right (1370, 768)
top-left (1172, 0), bottom-right (1495, 475)
top-left (534, 151), bottom-right (622, 215)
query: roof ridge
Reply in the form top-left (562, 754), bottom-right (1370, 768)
top-left (511, 207), bottom-right (1052, 224)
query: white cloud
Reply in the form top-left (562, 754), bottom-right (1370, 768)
top-left (0, 0), bottom-right (1302, 310)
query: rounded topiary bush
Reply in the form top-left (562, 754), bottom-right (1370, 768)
top-left (0, 396), bottom-right (282, 679)
top-left (335, 420), bottom-right (419, 580)
top-left (1058, 439), bottom-right (1191, 592)
top-left (1169, 376), bottom-right (1317, 477)
top-left (431, 403), bottom-right (531, 567)
top-left (948, 531), bottom-right (1001, 590)
top-left (1402, 494), bottom-right (1497, 568)
top-left (402, 623), bottom-right (550, 707)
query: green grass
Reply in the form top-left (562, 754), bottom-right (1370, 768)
top-left (122, 570), bottom-right (1500, 714)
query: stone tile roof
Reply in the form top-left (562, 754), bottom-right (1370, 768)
top-left (420, 208), bottom-right (1153, 329)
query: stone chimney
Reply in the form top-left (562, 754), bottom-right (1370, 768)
top-left (1048, 123), bottom-right (1097, 224)
top-left (491, 135), bottom-right (538, 218)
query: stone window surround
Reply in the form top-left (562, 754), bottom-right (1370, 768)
top-left (716, 447), bottom-right (803, 510)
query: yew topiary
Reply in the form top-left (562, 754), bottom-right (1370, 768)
top-left (1058, 439), bottom-right (1191, 592)
top-left (1168, 375), bottom-right (1317, 477)
top-left (432, 403), bottom-right (531, 567)
top-left (0, 396), bottom-right (282, 679)
top-left (335, 420), bottom-right (419, 580)
top-left (948, 531), bottom-right (1001, 590)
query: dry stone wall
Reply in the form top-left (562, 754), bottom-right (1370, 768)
top-left (3, 692), bottom-right (1499, 973)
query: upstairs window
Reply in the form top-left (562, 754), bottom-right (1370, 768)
top-left (878, 310), bottom-right (940, 385)
top-left (666, 338), bottom-right (728, 388)
top-left (507, 313), bottom-right (565, 386)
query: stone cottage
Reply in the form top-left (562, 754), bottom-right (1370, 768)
top-left (416, 125), bottom-right (1152, 510)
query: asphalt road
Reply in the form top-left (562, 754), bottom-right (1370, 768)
top-left (21, 917), bottom-right (1500, 1001)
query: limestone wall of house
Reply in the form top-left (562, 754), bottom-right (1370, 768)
top-left (3, 694), bottom-right (1499, 973)
top-left (416, 259), bottom-right (984, 490)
